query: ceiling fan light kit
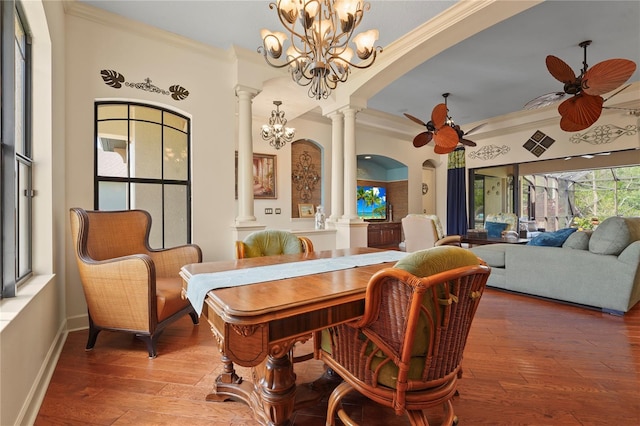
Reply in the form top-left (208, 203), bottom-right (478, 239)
top-left (543, 40), bottom-right (636, 132)
top-left (258, 0), bottom-right (383, 100)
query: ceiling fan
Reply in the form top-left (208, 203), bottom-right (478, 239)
top-left (543, 40), bottom-right (636, 132)
top-left (404, 93), bottom-right (486, 154)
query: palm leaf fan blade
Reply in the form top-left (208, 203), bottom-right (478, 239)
top-left (433, 125), bottom-right (459, 149)
top-left (464, 123), bottom-right (487, 136)
top-left (558, 94), bottom-right (603, 129)
top-left (404, 113), bottom-right (427, 126)
top-left (560, 116), bottom-right (590, 132)
top-left (431, 103), bottom-right (448, 128)
top-left (546, 55), bottom-right (577, 83)
top-left (581, 59), bottom-right (637, 96)
top-left (434, 144), bottom-right (456, 154)
top-left (413, 132), bottom-right (432, 148)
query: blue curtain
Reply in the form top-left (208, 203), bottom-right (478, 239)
top-left (446, 146), bottom-right (468, 235)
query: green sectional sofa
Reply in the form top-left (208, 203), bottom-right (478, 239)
top-left (470, 216), bottom-right (640, 315)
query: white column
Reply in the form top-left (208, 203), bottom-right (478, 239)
top-left (235, 85), bottom-right (259, 224)
top-left (328, 111), bottom-right (344, 223)
top-left (341, 107), bottom-right (360, 221)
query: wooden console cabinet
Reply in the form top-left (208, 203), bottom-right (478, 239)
top-left (367, 222), bottom-right (402, 249)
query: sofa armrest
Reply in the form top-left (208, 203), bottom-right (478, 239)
top-left (618, 241), bottom-right (640, 266)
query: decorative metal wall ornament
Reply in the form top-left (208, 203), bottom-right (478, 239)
top-left (569, 124), bottom-right (638, 145)
top-left (261, 101), bottom-right (296, 150)
top-left (291, 151), bottom-right (320, 202)
top-left (125, 77), bottom-right (170, 96)
top-left (468, 144), bottom-right (510, 160)
top-left (99, 70), bottom-right (189, 101)
top-left (523, 130), bottom-right (555, 157)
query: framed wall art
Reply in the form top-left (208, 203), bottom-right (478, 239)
top-left (235, 152), bottom-right (277, 199)
top-left (298, 203), bottom-right (315, 218)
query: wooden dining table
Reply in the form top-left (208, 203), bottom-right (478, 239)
top-left (180, 247), bottom-right (404, 426)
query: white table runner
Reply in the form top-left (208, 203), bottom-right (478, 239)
top-left (186, 250), bottom-right (408, 315)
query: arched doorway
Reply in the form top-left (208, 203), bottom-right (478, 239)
top-left (422, 160), bottom-right (436, 214)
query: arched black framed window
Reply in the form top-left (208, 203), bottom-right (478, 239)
top-left (94, 101), bottom-right (192, 247)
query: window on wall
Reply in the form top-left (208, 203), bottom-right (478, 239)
top-left (523, 165), bottom-right (640, 230)
top-left (470, 153), bottom-right (639, 233)
top-left (1, 2), bottom-right (32, 298)
top-left (470, 166), bottom-right (516, 230)
top-left (95, 102), bottom-right (192, 247)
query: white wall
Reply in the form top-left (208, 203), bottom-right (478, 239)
top-left (0, 1), bottom-right (66, 425)
top-left (63, 7), bottom-right (240, 324)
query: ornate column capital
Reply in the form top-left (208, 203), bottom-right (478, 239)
top-left (234, 85), bottom-right (260, 98)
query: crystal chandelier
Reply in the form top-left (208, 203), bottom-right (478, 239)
top-left (259, 0), bottom-right (382, 100)
top-left (261, 101), bottom-right (296, 150)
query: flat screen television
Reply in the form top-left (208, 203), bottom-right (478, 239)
top-left (357, 185), bottom-right (387, 220)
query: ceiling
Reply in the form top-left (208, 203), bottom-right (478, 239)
top-left (77, 1), bottom-right (640, 133)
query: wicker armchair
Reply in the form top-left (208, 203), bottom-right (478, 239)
top-left (315, 246), bottom-right (490, 425)
top-left (235, 230), bottom-right (314, 259)
top-left (69, 208), bottom-right (202, 358)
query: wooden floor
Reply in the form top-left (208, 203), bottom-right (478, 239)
top-left (36, 289), bottom-right (640, 425)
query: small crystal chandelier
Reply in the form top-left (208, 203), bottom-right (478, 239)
top-left (261, 101), bottom-right (296, 150)
top-left (258, 0), bottom-right (382, 100)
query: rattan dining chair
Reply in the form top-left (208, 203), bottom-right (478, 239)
top-left (70, 208), bottom-right (202, 358)
top-left (235, 229), bottom-right (314, 259)
top-left (315, 246), bottom-right (490, 425)
top-left (235, 229), bottom-right (315, 362)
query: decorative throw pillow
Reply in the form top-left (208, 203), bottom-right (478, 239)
top-left (589, 216), bottom-right (635, 256)
top-left (527, 228), bottom-right (577, 247)
top-left (562, 230), bottom-right (592, 250)
top-left (485, 221), bottom-right (508, 238)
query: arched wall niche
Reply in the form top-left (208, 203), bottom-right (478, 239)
top-left (422, 159), bottom-right (436, 214)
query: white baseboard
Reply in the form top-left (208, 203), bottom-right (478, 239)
top-left (17, 321), bottom-right (68, 426)
top-left (66, 313), bottom-right (88, 332)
